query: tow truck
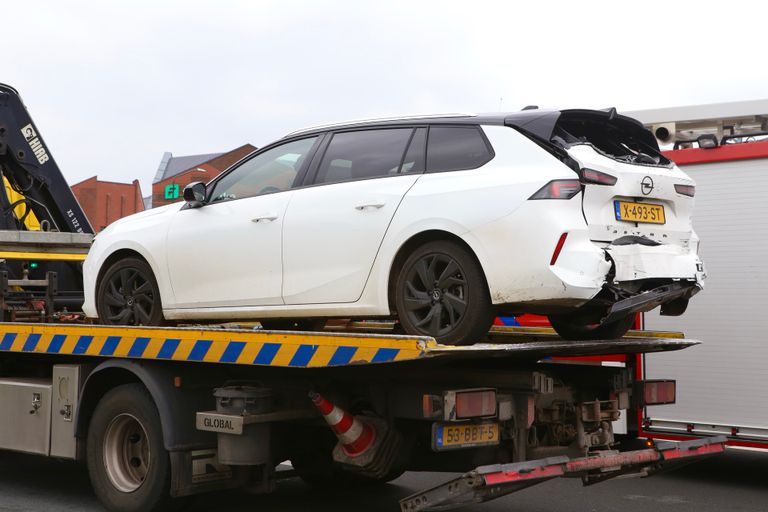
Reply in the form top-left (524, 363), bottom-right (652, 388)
top-left (0, 84), bottom-right (726, 511)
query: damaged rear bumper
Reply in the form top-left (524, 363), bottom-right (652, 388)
top-left (594, 239), bottom-right (706, 323)
top-left (605, 241), bottom-right (706, 284)
top-left (602, 281), bottom-right (701, 324)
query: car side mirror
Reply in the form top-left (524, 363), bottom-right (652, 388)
top-left (183, 182), bottom-right (207, 208)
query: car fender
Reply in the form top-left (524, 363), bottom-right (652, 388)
top-left (83, 207), bottom-right (178, 315)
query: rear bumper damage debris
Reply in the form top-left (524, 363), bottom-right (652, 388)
top-left (399, 436), bottom-right (726, 512)
top-left (602, 281), bottom-right (701, 324)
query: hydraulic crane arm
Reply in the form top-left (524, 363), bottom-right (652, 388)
top-left (0, 83), bottom-right (93, 234)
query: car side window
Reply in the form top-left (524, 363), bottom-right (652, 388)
top-left (209, 137), bottom-right (317, 203)
top-left (314, 128), bottom-right (413, 185)
top-left (427, 126), bottom-right (493, 173)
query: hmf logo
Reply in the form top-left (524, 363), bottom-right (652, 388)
top-left (20, 124), bottom-right (50, 165)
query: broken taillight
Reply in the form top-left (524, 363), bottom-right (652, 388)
top-left (529, 180), bottom-right (581, 200)
top-left (580, 168), bottom-right (617, 186)
top-left (674, 184), bottom-right (696, 197)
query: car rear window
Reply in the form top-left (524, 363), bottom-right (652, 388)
top-left (427, 126), bottom-right (493, 173)
top-left (314, 128), bottom-right (413, 185)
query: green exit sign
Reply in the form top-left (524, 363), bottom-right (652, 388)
top-left (164, 184), bottom-right (179, 200)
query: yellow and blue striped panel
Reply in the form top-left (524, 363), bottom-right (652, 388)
top-left (0, 324), bottom-right (435, 368)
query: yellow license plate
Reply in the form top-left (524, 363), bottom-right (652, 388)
top-left (614, 200), bottom-right (666, 224)
top-left (433, 422), bottom-right (500, 450)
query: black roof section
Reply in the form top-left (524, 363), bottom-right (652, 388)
top-left (283, 108), bottom-right (649, 143)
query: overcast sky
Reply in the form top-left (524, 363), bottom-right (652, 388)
top-left (5, 1), bottom-right (768, 198)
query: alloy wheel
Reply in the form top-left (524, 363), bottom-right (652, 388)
top-left (102, 267), bottom-right (156, 325)
top-left (402, 253), bottom-right (468, 336)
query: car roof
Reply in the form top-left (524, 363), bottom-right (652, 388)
top-left (281, 108), bottom-right (648, 145)
top-left (282, 111), bottom-right (557, 138)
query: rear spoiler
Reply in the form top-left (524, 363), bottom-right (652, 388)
top-left (504, 108), bottom-right (655, 147)
top-left (503, 108), bottom-right (665, 170)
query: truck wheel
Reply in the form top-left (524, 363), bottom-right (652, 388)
top-left (87, 384), bottom-right (176, 512)
top-left (96, 257), bottom-right (164, 326)
top-left (395, 240), bottom-right (492, 345)
top-left (548, 313), bottom-right (635, 341)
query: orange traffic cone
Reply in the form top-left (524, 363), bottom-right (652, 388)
top-left (309, 391), bottom-right (376, 457)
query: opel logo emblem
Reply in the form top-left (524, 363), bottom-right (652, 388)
top-left (640, 176), bottom-right (654, 195)
top-left (432, 289), bottom-right (442, 301)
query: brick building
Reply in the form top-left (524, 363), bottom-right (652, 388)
top-left (150, 144), bottom-right (256, 208)
top-left (71, 177), bottom-right (144, 232)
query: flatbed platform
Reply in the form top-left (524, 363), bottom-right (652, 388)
top-left (0, 322), bottom-right (696, 368)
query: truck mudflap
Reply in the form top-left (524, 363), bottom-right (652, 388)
top-left (399, 436), bottom-right (726, 512)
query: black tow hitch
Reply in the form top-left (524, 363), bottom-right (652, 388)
top-left (602, 281), bottom-right (701, 325)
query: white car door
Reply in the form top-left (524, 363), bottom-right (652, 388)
top-left (282, 127), bottom-right (425, 304)
top-left (165, 136), bottom-right (319, 309)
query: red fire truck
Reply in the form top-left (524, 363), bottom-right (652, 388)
top-left (627, 101), bottom-right (768, 449)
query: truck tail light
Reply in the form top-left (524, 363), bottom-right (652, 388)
top-left (455, 389), bottom-right (497, 419)
top-left (637, 380), bottom-right (676, 406)
top-left (550, 233), bottom-right (568, 266)
top-left (427, 389), bottom-right (499, 421)
top-left (438, 389), bottom-right (497, 420)
top-left (529, 180), bottom-right (581, 200)
top-left (580, 168), bottom-right (617, 186)
top-left (674, 184), bottom-right (696, 197)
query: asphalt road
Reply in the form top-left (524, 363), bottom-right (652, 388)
top-left (1, 448), bottom-right (766, 512)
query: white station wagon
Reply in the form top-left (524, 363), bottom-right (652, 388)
top-left (83, 109), bottom-right (705, 345)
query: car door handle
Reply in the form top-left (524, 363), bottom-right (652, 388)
top-left (251, 214), bottom-right (278, 223)
top-left (354, 202), bottom-right (386, 211)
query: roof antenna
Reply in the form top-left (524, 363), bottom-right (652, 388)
top-left (522, 105), bottom-right (538, 111)
top-left (607, 107), bottom-right (617, 120)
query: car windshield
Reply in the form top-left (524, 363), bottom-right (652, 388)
top-left (209, 137), bottom-right (317, 203)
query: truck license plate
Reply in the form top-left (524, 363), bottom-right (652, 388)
top-left (432, 422), bottom-right (500, 451)
top-left (614, 200), bottom-right (666, 224)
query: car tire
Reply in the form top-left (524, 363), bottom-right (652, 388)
top-left (96, 257), bottom-right (165, 326)
top-left (395, 240), bottom-right (492, 346)
top-left (86, 384), bottom-right (179, 512)
top-left (548, 313), bottom-right (635, 341)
